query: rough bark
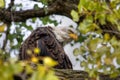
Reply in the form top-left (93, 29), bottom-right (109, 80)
top-left (55, 69), bottom-right (89, 80)
top-left (0, 0), bottom-right (78, 22)
top-left (55, 69), bottom-right (120, 80)
top-left (14, 69), bottom-right (120, 80)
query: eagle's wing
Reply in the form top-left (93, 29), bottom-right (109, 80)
top-left (19, 27), bottom-right (72, 69)
top-left (38, 29), bottom-right (73, 69)
top-left (19, 27), bottom-right (48, 60)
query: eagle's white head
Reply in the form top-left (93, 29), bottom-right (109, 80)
top-left (51, 26), bottom-right (78, 43)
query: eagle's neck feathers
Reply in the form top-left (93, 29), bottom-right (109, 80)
top-left (51, 27), bottom-right (70, 43)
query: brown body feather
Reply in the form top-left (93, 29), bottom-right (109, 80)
top-left (19, 27), bottom-right (72, 69)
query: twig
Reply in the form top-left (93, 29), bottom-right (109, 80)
top-left (102, 30), bottom-right (120, 36)
top-left (7, 0), bottom-right (15, 11)
top-left (1, 24), bottom-right (10, 50)
top-left (1, 0), bottom-right (15, 50)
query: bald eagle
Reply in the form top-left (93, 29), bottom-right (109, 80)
top-left (19, 26), bottom-right (78, 69)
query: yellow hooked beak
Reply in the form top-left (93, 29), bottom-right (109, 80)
top-left (69, 33), bottom-right (78, 41)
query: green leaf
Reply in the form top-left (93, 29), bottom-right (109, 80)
top-left (8, 34), bottom-right (15, 42)
top-left (110, 73), bottom-right (118, 78)
top-left (116, 57), bottom-right (120, 65)
top-left (96, 13), bottom-right (106, 25)
top-left (49, 20), bottom-right (58, 26)
top-left (34, 4), bottom-right (39, 10)
top-left (45, 70), bottom-right (59, 80)
top-left (79, 46), bottom-right (87, 55)
top-left (106, 14), bottom-right (116, 24)
top-left (40, 16), bottom-right (58, 25)
top-left (89, 69), bottom-right (98, 78)
top-left (80, 61), bottom-right (87, 67)
top-left (78, 0), bottom-right (88, 13)
top-left (41, 0), bottom-right (48, 5)
top-left (88, 38), bottom-right (101, 52)
top-left (41, 16), bottom-right (49, 25)
top-left (110, 36), bottom-right (118, 47)
top-left (96, 46), bottom-right (111, 56)
top-left (78, 16), bottom-right (96, 34)
top-left (0, 0), bottom-right (5, 8)
top-left (11, 63), bottom-right (23, 74)
top-left (78, 22), bottom-right (88, 34)
top-left (32, 18), bottom-right (37, 23)
top-left (78, 0), bottom-right (83, 13)
top-left (26, 26), bottom-right (33, 30)
top-left (73, 48), bottom-right (80, 56)
top-left (71, 10), bottom-right (79, 22)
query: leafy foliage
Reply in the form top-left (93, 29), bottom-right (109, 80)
top-left (0, 23), bottom-right (6, 32)
top-left (0, 0), bottom-right (5, 8)
top-left (0, 49), bottom-right (59, 80)
top-left (40, 16), bottom-right (58, 26)
top-left (71, 0), bottom-right (120, 78)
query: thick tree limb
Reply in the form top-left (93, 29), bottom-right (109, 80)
top-left (14, 69), bottom-right (120, 80)
top-left (0, 0), bottom-right (78, 22)
top-left (55, 69), bottom-right (120, 80)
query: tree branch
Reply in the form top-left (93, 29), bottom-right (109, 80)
top-left (1, 24), bottom-right (10, 50)
top-left (7, 0), bottom-right (15, 11)
top-left (14, 69), bottom-right (120, 80)
top-left (0, 0), bottom-right (78, 23)
top-left (0, 0), bottom-right (120, 39)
